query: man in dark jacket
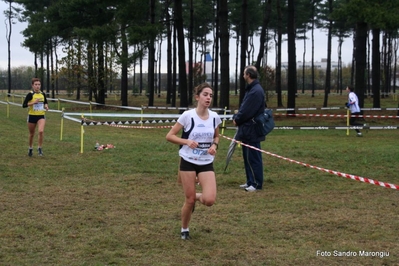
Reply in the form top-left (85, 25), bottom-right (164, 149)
top-left (233, 66), bottom-right (265, 192)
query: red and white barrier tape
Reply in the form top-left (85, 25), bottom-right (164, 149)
top-left (81, 118), bottom-right (173, 129)
top-left (219, 134), bottom-right (399, 190)
top-left (275, 113), bottom-right (399, 119)
top-left (108, 124), bottom-right (173, 129)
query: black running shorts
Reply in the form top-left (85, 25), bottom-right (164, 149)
top-left (179, 158), bottom-right (214, 174)
top-left (27, 115), bottom-right (45, 124)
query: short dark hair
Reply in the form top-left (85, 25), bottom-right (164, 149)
top-left (244, 66), bottom-right (258, 79)
top-left (31, 77), bottom-right (40, 85)
top-left (347, 86), bottom-right (354, 92)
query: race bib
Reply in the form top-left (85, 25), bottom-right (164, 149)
top-left (33, 102), bottom-right (44, 111)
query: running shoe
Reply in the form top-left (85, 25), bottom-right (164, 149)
top-left (181, 231), bottom-right (190, 240)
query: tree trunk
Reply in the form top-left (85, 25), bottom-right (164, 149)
top-left (188, 0), bottom-right (194, 105)
top-left (302, 31), bottom-right (306, 94)
top-left (372, 28), bottom-right (381, 108)
top-left (172, 25), bottom-right (177, 107)
top-left (6, 1), bottom-right (12, 96)
top-left (55, 41), bottom-right (59, 95)
top-left (138, 53), bottom-right (142, 95)
top-left (50, 39), bottom-right (55, 99)
top-left (121, 23), bottom-right (128, 106)
top-left (323, 0), bottom-right (332, 107)
top-left (350, 31), bottom-right (356, 87)
top-left (287, 0), bottom-right (296, 113)
top-left (87, 42), bottom-right (94, 102)
top-left (212, 0), bottom-right (219, 108)
top-left (239, 0), bottom-right (248, 105)
top-left (166, 6), bottom-right (172, 105)
top-left (46, 42), bottom-right (50, 97)
top-left (255, 0), bottom-right (272, 70)
top-left (355, 21), bottom-right (368, 108)
top-left (76, 38), bottom-right (82, 100)
top-left (97, 40), bottom-right (105, 105)
top-left (276, 0), bottom-right (283, 107)
top-left (235, 30), bottom-right (239, 96)
top-left (219, 0), bottom-right (229, 110)
top-left (337, 36), bottom-right (343, 94)
top-left (40, 52), bottom-right (44, 95)
top-left (175, 0), bottom-right (188, 109)
top-left (148, 0), bottom-right (156, 106)
top-left (393, 39), bottom-right (398, 95)
top-left (158, 39), bottom-right (162, 97)
top-left (311, 1), bottom-right (315, 97)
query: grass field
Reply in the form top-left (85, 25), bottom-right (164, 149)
top-left (1, 92), bottom-right (399, 265)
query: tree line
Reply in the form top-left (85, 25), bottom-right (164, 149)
top-left (3, 0), bottom-right (399, 110)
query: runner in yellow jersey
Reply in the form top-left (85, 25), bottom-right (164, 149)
top-left (22, 78), bottom-right (49, 156)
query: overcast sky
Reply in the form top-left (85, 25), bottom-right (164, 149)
top-left (0, 2), bottom-right (354, 72)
